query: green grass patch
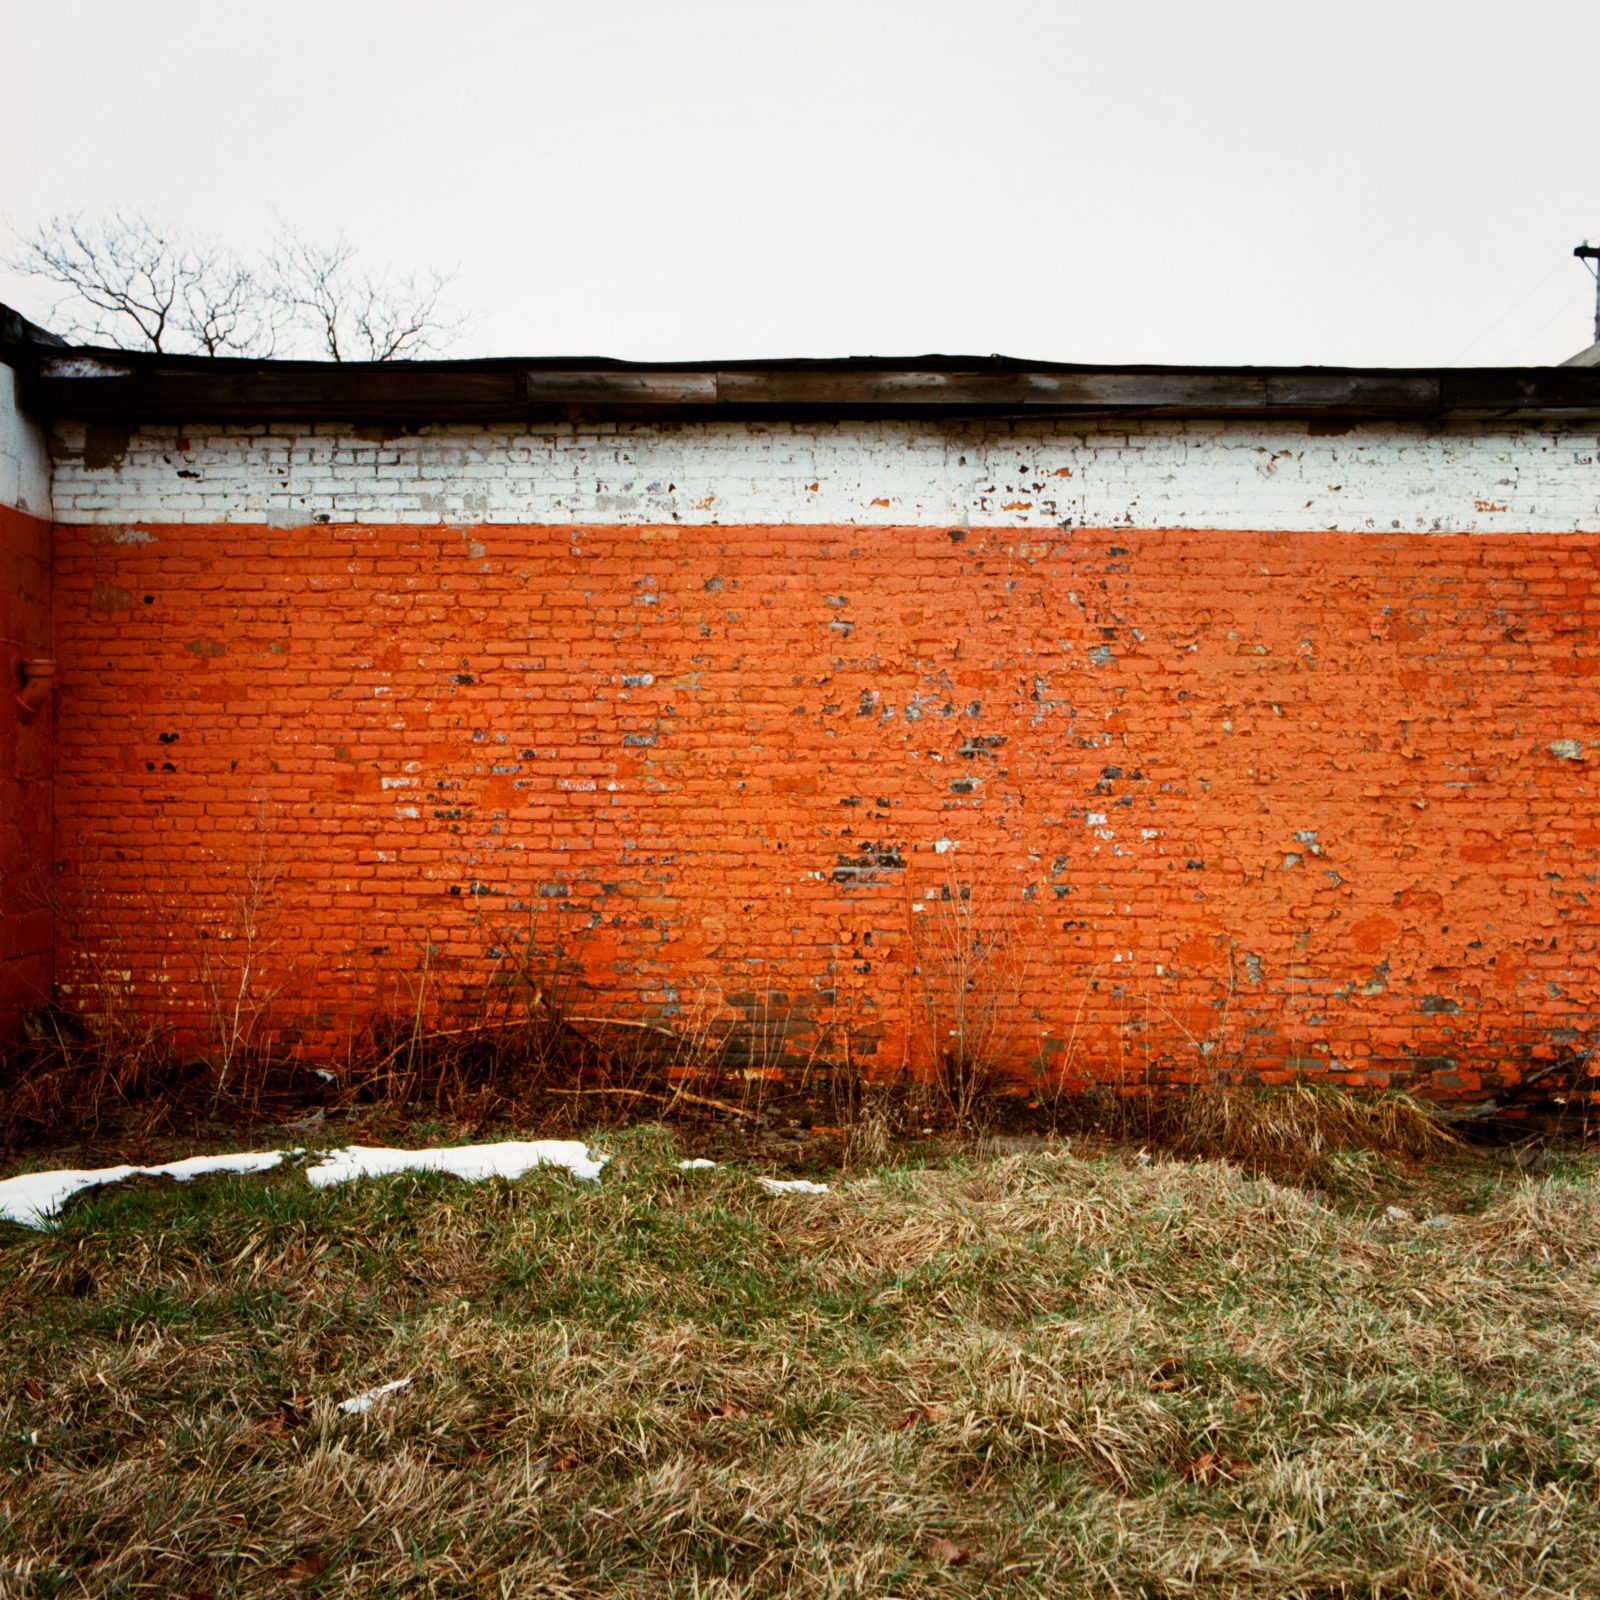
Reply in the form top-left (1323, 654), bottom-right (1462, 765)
top-left (0, 1129), bottom-right (1597, 1596)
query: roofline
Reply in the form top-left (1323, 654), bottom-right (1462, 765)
top-left (7, 305), bottom-right (1600, 425)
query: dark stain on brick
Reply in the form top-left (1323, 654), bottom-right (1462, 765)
top-left (83, 422), bottom-right (132, 470)
top-left (832, 842), bottom-right (907, 883)
top-left (957, 734), bottom-right (1007, 760)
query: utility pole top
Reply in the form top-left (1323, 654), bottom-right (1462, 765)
top-left (1578, 243), bottom-right (1600, 344)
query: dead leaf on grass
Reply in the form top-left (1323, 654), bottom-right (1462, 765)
top-left (900, 1401), bottom-right (950, 1428)
top-left (550, 1449), bottom-right (582, 1472)
top-left (257, 1396), bottom-right (308, 1434)
top-left (929, 1537), bottom-right (970, 1566)
top-left (1182, 1452), bottom-right (1252, 1484)
top-left (285, 1549), bottom-right (328, 1582)
top-left (690, 1400), bottom-right (750, 1421)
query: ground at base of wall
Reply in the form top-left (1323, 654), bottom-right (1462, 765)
top-left (1, 1126), bottom-right (1597, 1599)
top-left (0, 1083), bottom-right (1587, 1224)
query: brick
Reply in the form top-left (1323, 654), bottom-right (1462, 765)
top-left (40, 416), bottom-right (1600, 534)
top-left (6, 391), bottom-right (1600, 1090)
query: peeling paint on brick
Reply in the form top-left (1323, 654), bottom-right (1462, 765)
top-left (44, 416), bottom-right (1600, 534)
top-left (10, 391), bottom-right (1600, 1090)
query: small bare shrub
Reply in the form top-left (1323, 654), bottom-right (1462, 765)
top-left (907, 859), bottom-right (1032, 1126)
top-left (192, 803), bottom-right (291, 1111)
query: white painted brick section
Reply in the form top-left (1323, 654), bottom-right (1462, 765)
top-left (46, 417), bottom-right (1600, 533)
top-left (0, 362), bottom-right (51, 517)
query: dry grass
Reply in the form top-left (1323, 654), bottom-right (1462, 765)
top-left (2, 1130), bottom-right (1598, 1597)
top-left (1141, 1082), bottom-right (1464, 1176)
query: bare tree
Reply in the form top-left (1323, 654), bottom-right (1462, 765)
top-left (7, 210), bottom-right (466, 361)
top-left (9, 210), bottom-right (271, 355)
top-left (265, 228), bottom-right (464, 361)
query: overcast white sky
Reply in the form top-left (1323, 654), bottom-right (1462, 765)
top-left (2, 0), bottom-right (1597, 366)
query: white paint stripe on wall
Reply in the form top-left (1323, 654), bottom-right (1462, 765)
top-left (0, 362), bottom-right (52, 518)
top-left (46, 416), bottom-right (1600, 534)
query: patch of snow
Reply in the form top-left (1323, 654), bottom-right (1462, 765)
top-left (305, 1140), bottom-right (607, 1190)
top-left (0, 1151), bottom-right (286, 1229)
top-left (0, 1138), bottom-right (877, 1229)
top-left (756, 1177), bottom-right (830, 1196)
top-left (155, 1152), bottom-right (288, 1181)
top-left (338, 1377), bottom-right (412, 1414)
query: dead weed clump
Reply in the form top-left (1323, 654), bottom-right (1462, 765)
top-left (1112, 1082), bottom-right (1462, 1182)
top-left (1, 1001), bottom-right (176, 1142)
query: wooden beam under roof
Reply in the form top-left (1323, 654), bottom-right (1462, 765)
top-left (6, 313), bottom-right (1600, 423)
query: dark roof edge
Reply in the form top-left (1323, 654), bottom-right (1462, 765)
top-left (1, 305), bottom-right (68, 352)
top-left (6, 305), bottom-right (1600, 424)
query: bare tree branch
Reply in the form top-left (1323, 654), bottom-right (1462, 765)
top-left (265, 227), bottom-right (467, 361)
top-left (263, 232), bottom-right (356, 361)
top-left (7, 210), bottom-right (273, 355)
top-left (7, 212), bottom-right (467, 361)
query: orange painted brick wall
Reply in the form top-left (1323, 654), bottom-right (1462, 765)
top-left (0, 503), bottom-right (53, 1034)
top-left (49, 518), bottom-right (1600, 1093)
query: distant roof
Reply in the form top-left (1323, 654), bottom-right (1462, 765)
top-left (7, 303), bottom-right (1600, 425)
